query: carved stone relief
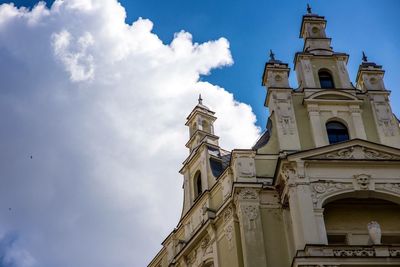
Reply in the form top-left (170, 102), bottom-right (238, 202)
top-left (200, 235), bottom-right (213, 256)
top-left (374, 101), bottom-right (396, 136)
top-left (236, 157), bottom-right (255, 178)
top-left (281, 165), bottom-right (297, 182)
top-left (224, 225), bottom-right (234, 250)
top-left (273, 93), bottom-right (295, 135)
top-left (237, 188), bottom-right (258, 201)
top-left (311, 181), bottom-right (353, 207)
top-left (185, 235), bottom-right (214, 267)
top-left (309, 145), bottom-right (400, 160)
top-left (223, 206), bottom-right (233, 224)
top-left (354, 174), bottom-right (371, 190)
top-left (243, 205), bottom-right (258, 230)
top-left (375, 183), bottom-right (400, 195)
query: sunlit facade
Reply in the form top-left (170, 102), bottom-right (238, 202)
top-left (148, 8), bottom-right (400, 267)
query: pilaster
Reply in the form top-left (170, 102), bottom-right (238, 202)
top-left (349, 105), bottom-right (367, 140)
top-left (267, 89), bottom-right (301, 150)
top-left (307, 105), bottom-right (326, 147)
top-left (234, 188), bottom-right (268, 267)
top-left (369, 93), bottom-right (400, 148)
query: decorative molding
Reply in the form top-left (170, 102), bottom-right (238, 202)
top-left (236, 157), bottom-right (256, 178)
top-left (389, 248), bottom-right (400, 257)
top-left (223, 206), bottom-right (233, 224)
top-left (373, 101), bottom-right (396, 136)
top-left (350, 107), bottom-right (361, 113)
top-left (311, 181), bottom-right (353, 207)
top-left (333, 248), bottom-right (375, 257)
top-left (308, 145), bottom-right (400, 160)
top-left (237, 188), bottom-right (258, 201)
top-left (224, 225), bottom-right (234, 250)
top-left (200, 235), bottom-right (213, 256)
top-left (375, 183), bottom-right (400, 195)
top-left (243, 205), bottom-right (258, 230)
top-left (273, 92), bottom-right (295, 135)
top-left (307, 105), bottom-right (320, 113)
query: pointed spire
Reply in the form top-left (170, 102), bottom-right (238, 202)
top-left (198, 94), bottom-right (203, 105)
top-left (362, 51), bottom-right (368, 62)
top-left (307, 3), bottom-right (312, 14)
top-left (269, 49), bottom-right (275, 61)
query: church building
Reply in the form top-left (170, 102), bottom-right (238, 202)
top-left (148, 6), bottom-right (400, 267)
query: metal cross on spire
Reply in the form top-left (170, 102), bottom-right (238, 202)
top-left (269, 49), bottom-right (276, 61)
top-left (307, 4), bottom-right (312, 14)
top-left (362, 51), bottom-right (368, 62)
top-left (198, 94), bottom-right (203, 105)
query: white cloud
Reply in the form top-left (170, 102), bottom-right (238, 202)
top-left (0, 0), bottom-right (260, 266)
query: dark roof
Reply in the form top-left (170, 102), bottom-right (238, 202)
top-left (252, 117), bottom-right (273, 150)
top-left (208, 146), bottom-right (231, 178)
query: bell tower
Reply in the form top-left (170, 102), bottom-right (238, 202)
top-left (185, 95), bottom-right (219, 152)
top-left (295, 5), bottom-right (353, 90)
top-left (356, 52), bottom-right (400, 147)
top-left (262, 50), bottom-right (301, 151)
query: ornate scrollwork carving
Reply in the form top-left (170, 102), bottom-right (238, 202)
top-left (237, 188), bottom-right (258, 200)
top-left (333, 248), bottom-right (375, 257)
top-left (243, 205), bottom-right (258, 230)
top-left (224, 225), bottom-right (233, 250)
top-left (311, 181), bottom-right (353, 207)
top-left (389, 248), bottom-right (400, 257)
top-left (273, 92), bottom-right (295, 135)
top-left (375, 183), bottom-right (400, 195)
top-left (310, 145), bottom-right (400, 160)
top-left (374, 102), bottom-right (396, 136)
top-left (200, 235), bottom-right (213, 256)
top-left (223, 206), bottom-right (233, 224)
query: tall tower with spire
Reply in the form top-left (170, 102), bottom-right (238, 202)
top-left (149, 6), bottom-right (400, 267)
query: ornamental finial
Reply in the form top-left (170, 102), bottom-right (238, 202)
top-left (307, 4), bottom-right (312, 14)
top-left (198, 94), bottom-right (203, 105)
top-left (362, 51), bottom-right (368, 62)
top-left (269, 49), bottom-right (275, 61)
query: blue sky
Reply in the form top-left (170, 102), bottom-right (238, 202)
top-left (4, 0), bottom-right (399, 128)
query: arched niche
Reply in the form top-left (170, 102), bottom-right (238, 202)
top-left (193, 170), bottom-right (202, 199)
top-left (322, 192), bottom-right (400, 245)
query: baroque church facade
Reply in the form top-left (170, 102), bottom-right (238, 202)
top-left (149, 8), bottom-right (400, 267)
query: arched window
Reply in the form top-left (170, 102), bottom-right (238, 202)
top-left (194, 171), bottom-right (202, 198)
top-left (319, 70), bottom-right (335, 89)
top-left (326, 121), bottom-right (349, 144)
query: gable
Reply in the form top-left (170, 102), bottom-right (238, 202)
top-left (306, 145), bottom-right (400, 160)
top-left (287, 139), bottom-right (400, 161)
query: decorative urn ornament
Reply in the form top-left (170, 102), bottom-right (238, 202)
top-left (367, 221), bottom-right (382, 245)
